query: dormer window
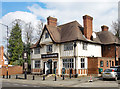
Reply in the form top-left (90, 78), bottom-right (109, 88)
top-left (45, 32), bottom-right (49, 39)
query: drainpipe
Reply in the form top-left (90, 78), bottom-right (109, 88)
top-left (115, 43), bottom-right (117, 66)
top-left (74, 41), bottom-right (77, 78)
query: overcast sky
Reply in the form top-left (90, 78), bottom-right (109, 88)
top-left (0, 0), bottom-right (119, 50)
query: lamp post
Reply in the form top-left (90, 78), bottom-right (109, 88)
top-left (115, 39), bottom-right (117, 66)
top-left (23, 51), bottom-right (28, 79)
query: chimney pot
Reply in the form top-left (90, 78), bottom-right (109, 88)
top-left (47, 16), bottom-right (57, 26)
top-left (101, 25), bottom-right (109, 31)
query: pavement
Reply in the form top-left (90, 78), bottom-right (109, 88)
top-left (1, 74), bottom-right (120, 88)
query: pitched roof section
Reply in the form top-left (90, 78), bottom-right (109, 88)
top-left (31, 20), bottom-right (120, 48)
top-left (46, 21), bottom-right (101, 44)
top-left (97, 31), bottom-right (120, 45)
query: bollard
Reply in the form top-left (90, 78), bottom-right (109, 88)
top-left (3, 75), bottom-right (5, 78)
top-left (43, 76), bottom-right (45, 80)
top-left (16, 75), bottom-right (18, 79)
top-left (33, 75), bottom-right (34, 80)
top-left (24, 71), bottom-right (27, 79)
top-left (9, 75), bottom-right (11, 79)
top-left (55, 75), bottom-right (57, 81)
top-left (70, 74), bottom-right (71, 79)
top-left (6, 71), bottom-right (8, 79)
top-left (63, 75), bottom-right (64, 80)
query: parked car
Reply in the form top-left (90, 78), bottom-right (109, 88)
top-left (102, 67), bottom-right (120, 81)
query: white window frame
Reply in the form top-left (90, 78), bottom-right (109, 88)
top-left (34, 47), bottom-right (40, 54)
top-left (64, 43), bottom-right (73, 51)
top-left (83, 42), bottom-right (87, 50)
top-left (62, 58), bottom-right (74, 69)
top-left (45, 32), bottom-right (49, 39)
top-left (35, 60), bottom-right (40, 68)
top-left (46, 45), bottom-right (52, 52)
top-left (81, 58), bottom-right (85, 68)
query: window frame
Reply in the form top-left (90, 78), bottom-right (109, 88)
top-left (81, 58), bottom-right (85, 68)
top-left (35, 60), bottom-right (40, 68)
top-left (107, 61), bottom-right (108, 67)
top-left (64, 43), bottom-right (73, 51)
top-left (34, 47), bottom-right (40, 54)
top-left (46, 45), bottom-right (52, 52)
top-left (100, 61), bottom-right (104, 67)
top-left (112, 61), bottom-right (114, 66)
top-left (83, 42), bottom-right (87, 50)
top-left (45, 32), bottom-right (49, 39)
top-left (62, 58), bottom-right (74, 69)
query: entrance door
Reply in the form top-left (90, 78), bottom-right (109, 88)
top-left (54, 62), bottom-right (57, 74)
top-left (48, 60), bottom-right (52, 74)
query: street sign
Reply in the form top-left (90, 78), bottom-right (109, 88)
top-left (24, 62), bottom-right (28, 69)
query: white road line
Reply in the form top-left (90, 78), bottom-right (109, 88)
top-left (13, 84), bottom-right (19, 86)
top-left (22, 85), bottom-right (28, 87)
top-left (33, 86), bottom-right (39, 87)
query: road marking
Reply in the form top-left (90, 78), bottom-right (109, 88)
top-left (33, 86), bottom-right (39, 87)
top-left (22, 85), bottom-right (28, 87)
top-left (13, 84), bottom-right (19, 86)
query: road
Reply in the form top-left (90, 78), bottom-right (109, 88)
top-left (1, 75), bottom-right (120, 89)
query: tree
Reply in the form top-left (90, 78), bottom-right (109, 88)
top-left (8, 23), bottom-right (23, 64)
top-left (112, 20), bottom-right (120, 39)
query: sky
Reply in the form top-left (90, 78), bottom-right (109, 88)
top-left (0, 0), bottom-right (119, 50)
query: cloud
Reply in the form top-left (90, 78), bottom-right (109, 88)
top-left (0, 11), bottom-right (39, 47)
top-left (28, 2), bottom-right (118, 32)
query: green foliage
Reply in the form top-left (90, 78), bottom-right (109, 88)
top-left (8, 23), bottom-right (23, 64)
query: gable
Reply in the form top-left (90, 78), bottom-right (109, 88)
top-left (40, 27), bottom-right (53, 45)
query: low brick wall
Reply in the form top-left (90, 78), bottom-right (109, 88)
top-left (0, 66), bottom-right (23, 76)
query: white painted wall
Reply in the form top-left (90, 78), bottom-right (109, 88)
top-left (78, 41), bottom-right (101, 57)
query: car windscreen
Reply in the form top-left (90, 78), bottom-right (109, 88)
top-left (104, 69), bottom-right (112, 72)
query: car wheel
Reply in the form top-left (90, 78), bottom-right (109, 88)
top-left (115, 76), bottom-right (117, 81)
top-left (103, 78), bottom-right (106, 81)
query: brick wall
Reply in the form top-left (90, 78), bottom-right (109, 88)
top-left (0, 66), bottom-right (23, 76)
top-left (102, 45), bottom-right (120, 58)
top-left (88, 57), bottom-right (98, 74)
top-left (88, 57), bottom-right (115, 75)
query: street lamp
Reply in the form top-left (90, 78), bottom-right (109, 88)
top-left (115, 39), bottom-right (117, 66)
top-left (23, 51), bottom-right (28, 79)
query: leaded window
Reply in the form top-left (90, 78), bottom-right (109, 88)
top-left (63, 58), bottom-right (74, 68)
top-left (35, 60), bottom-right (40, 68)
top-left (64, 43), bottom-right (73, 51)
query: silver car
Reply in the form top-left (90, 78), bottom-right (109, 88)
top-left (102, 68), bottom-right (118, 81)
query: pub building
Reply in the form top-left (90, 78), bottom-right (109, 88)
top-left (30, 15), bottom-right (120, 76)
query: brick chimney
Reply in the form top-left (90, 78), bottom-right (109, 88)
top-left (83, 15), bottom-right (93, 40)
top-left (47, 16), bottom-right (57, 26)
top-left (101, 25), bottom-right (109, 31)
top-left (0, 46), bottom-right (4, 66)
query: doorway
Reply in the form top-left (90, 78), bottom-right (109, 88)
top-left (48, 60), bottom-right (52, 74)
